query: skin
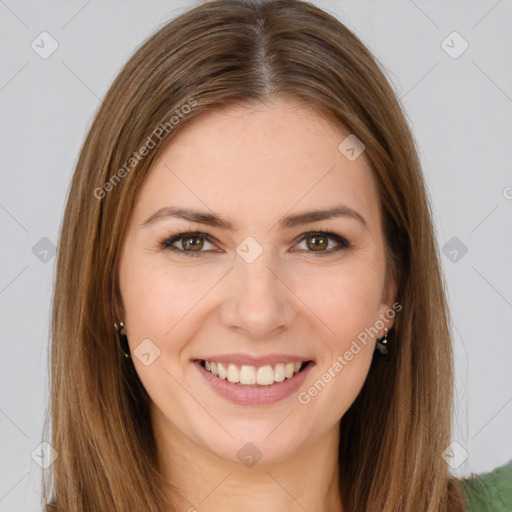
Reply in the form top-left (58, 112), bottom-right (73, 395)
top-left (118, 96), bottom-right (396, 511)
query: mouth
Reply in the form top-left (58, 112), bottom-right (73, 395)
top-left (193, 357), bottom-right (315, 405)
top-left (199, 359), bottom-right (311, 386)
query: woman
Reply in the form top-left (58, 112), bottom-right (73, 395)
top-left (42, 0), bottom-right (508, 510)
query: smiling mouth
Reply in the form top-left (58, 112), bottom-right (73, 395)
top-left (199, 359), bottom-right (312, 386)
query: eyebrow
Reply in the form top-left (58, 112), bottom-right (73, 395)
top-left (141, 205), bottom-right (367, 230)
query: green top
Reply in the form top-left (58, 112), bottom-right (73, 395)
top-left (459, 459), bottom-right (512, 511)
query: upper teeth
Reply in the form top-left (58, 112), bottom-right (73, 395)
top-left (204, 361), bottom-right (303, 386)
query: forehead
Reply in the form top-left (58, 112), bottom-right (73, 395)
top-left (134, 97), bottom-right (380, 229)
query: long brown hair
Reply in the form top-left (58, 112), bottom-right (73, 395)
top-left (42, 0), bottom-right (467, 510)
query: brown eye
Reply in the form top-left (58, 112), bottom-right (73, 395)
top-left (181, 235), bottom-right (204, 251)
top-left (306, 234), bottom-right (329, 251)
top-left (295, 231), bottom-right (350, 255)
top-left (161, 230), bottom-right (349, 258)
top-left (161, 231), bottom-right (217, 257)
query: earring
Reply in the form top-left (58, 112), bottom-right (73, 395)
top-left (375, 327), bottom-right (389, 355)
top-left (114, 321), bottom-right (131, 358)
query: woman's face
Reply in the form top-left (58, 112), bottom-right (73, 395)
top-left (118, 97), bottom-right (395, 466)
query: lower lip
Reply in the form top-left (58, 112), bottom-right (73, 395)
top-left (194, 360), bottom-right (315, 406)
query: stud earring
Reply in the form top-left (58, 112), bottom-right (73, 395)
top-left (114, 321), bottom-right (131, 358)
top-left (375, 327), bottom-right (389, 355)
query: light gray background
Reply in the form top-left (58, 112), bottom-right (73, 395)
top-left (1, 0), bottom-right (511, 510)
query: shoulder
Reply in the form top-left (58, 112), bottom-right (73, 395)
top-left (459, 458), bottom-right (512, 512)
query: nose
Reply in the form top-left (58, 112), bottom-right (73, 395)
top-left (217, 245), bottom-right (296, 340)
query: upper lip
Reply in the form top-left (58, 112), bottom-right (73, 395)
top-left (194, 353), bottom-right (314, 366)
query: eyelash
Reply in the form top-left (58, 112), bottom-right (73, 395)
top-left (159, 230), bottom-right (351, 258)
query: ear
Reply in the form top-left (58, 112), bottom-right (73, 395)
top-left (377, 277), bottom-right (399, 336)
top-left (111, 282), bottom-right (126, 325)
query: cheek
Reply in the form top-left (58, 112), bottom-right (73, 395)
top-left (293, 257), bottom-right (384, 410)
top-left (120, 244), bottom-right (386, 352)
top-left (118, 253), bottom-right (201, 417)
top-left (301, 258), bottom-right (386, 344)
top-left (118, 250), bottom-right (195, 352)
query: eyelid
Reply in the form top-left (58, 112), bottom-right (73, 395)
top-left (159, 229), bottom-right (350, 257)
